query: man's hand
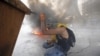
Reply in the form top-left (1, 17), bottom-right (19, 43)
top-left (40, 13), bottom-right (65, 35)
top-left (40, 13), bottom-right (45, 21)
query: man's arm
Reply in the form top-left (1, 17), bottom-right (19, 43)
top-left (40, 13), bottom-right (64, 35)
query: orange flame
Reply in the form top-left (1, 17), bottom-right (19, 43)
top-left (32, 30), bottom-right (42, 36)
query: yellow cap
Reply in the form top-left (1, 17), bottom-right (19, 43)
top-left (49, 23), bottom-right (67, 42)
top-left (50, 23), bottom-right (67, 41)
top-left (57, 23), bottom-right (66, 28)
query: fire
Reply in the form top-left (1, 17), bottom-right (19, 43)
top-left (32, 28), bottom-right (49, 38)
top-left (32, 31), bottom-right (42, 35)
top-left (32, 30), bottom-right (42, 36)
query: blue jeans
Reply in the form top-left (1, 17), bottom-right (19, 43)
top-left (43, 43), bottom-right (67, 56)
